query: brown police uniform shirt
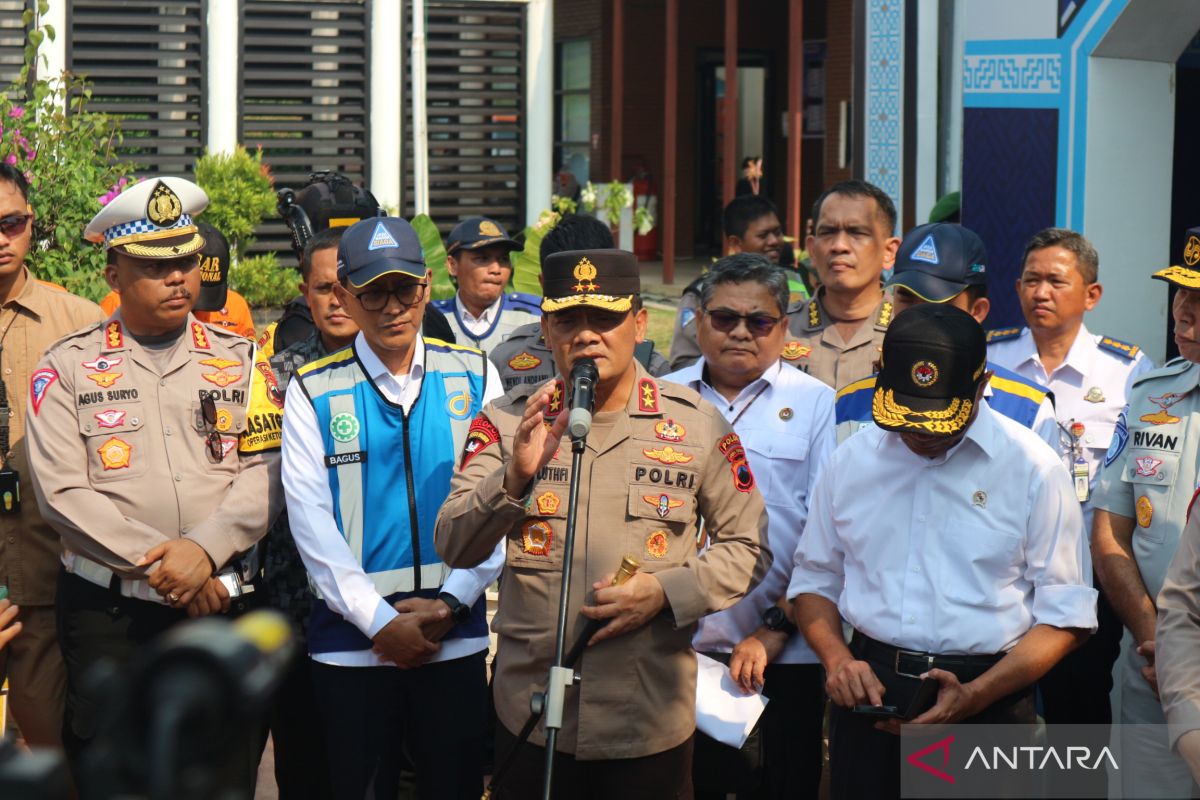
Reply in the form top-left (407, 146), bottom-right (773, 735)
top-left (26, 312), bottom-right (282, 583)
top-left (435, 364), bottom-right (770, 760)
top-left (783, 287), bottom-right (892, 390)
top-left (0, 271), bottom-right (104, 605)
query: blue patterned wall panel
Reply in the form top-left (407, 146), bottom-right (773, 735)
top-left (962, 107), bottom-right (1058, 330)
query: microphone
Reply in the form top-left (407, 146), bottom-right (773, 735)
top-left (566, 357), bottom-right (599, 440)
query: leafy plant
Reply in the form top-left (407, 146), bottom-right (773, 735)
top-left (633, 206), bottom-right (655, 236)
top-left (0, 4), bottom-right (135, 300)
top-left (228, 252), bottom-right (298, 308)
top-left (193, 146), bottom-right (275, 260)
top-left (551, 194), bottom-right (577, 215)
top-left (409, 213), bottom-right (453, 301)
top-left (579, 180), bottom-right (633, 227)
top-left (510, 210), bottom-right (558, 295)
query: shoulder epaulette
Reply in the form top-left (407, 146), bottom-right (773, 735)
top-left (876, 301), bottom-right (893, 328)
top-left (505, 292), bottom-right (543, 314)
top-left (45, 319), bottom-right (107, 352)
top-left (1133, 357), bottom-right (1194, 386)
top-left (1097, 336), bottom-right (1140, 361)
top-left (425, 337), bottom-right (484, 356)
top-left (986, 327), bottom-right (1023, 343)
top-left (430, 297), bottom-right (454, 312)
top-left (656, 377), bottom-right (704, 410)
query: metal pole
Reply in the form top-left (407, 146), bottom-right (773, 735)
top-left (786, 0), bottom-right (804, 241)
top-left (661, 0), bottom-right (678, 285)
top-left (411, 0), bottom-right (430, 216)
top-left (722, 0), bottom-right (738, 208)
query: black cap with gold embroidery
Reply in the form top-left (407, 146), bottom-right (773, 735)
top-left (1153, 226), bottom-right (1200, 289)
top-left (195, 222), bottom-right (230, 312)
top-left (541, 248), bottom-right (639, 313)
top-left (872, 303), bottom-right (986, 437)
top-left (446, 216), bottom-right (521, 255)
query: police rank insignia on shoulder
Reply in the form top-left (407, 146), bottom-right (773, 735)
top-left (105, 320), bottom-right (123, 349)
top-left (638, 378), bottom-right (660, 413)
top-left (461, 415), bottom-right (500, 469)
top-left (508, 352), bottom-right (541, 371)
top-left (547, 380), bottom-right (564, 417)
top-left (718, 432), bottom-right (755, 493)
top-left (191, 322), bottom-right (210, 350)
top-left (1098, 336), bottom-right (1140, 360)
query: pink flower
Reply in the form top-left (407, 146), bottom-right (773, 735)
top-left (24, 149), bottom-right (34, 161)
top-left (8, 107), bottom-right (24, 119)
top-left (5, 154), bottom-right (18, 166)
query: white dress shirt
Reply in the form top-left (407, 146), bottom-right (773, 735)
top-left (282, 332), bottom-right (504, 667)
top-left (988, 323), bottom-right (1153, 529)
top-left (665, 359), bottom-right (835, 663)
top-left (789, 401), bottom-right (1098, 655)
top-left (455, 294), bottom-right (502, 337)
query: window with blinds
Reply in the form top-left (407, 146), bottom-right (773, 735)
top-left (67, 0), bottom-right (205, 175)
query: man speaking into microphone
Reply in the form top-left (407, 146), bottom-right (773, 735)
top-left (436, 249), bottom-right (770, 798)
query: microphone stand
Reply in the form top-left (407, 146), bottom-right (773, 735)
top-left (539, 429), bottom-right (588, 800)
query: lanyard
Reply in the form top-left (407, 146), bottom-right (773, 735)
top-left (729, 380), bottom-right (771, 430)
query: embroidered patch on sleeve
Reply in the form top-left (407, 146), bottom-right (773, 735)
top-left (461, 414), bottom-right (501, 469)
top-left (30, 368), bottom-right (57, 415)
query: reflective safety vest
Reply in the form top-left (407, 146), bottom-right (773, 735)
top-left (296, 338), bottom-right (488, 653)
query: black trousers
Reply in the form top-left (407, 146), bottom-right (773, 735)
top-left (268, 646), bottom-right (334, 799)
top-left (55, 569), bottom-right (263, 791)
top-left (1039, 584), bottom-right (1121, 724)
top-left (310, 650), bottom-right (488, 800)
top-left (493, 723), bottom-right (694, 800)
top-left (694, 661), bottom-right (825, 799)
top-left (829, 635), bottom-right (1036, 800)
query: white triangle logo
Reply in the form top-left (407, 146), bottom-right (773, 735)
top-left (368, 221), bottom-right (399, 251)
top-left (911, 234), bottom-right (939, 265)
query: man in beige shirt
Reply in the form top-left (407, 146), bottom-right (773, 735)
top-left (0, 163), bottom-right (104, 750)
top-left (784, 180), bottom-right (899, 389)
top-left (436, 248), bottom-right (769, 798)
top-left (26, 176), bottom-right (282, 778)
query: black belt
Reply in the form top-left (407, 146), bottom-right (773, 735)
top-left (852, 631), bottom-right (1006, 680)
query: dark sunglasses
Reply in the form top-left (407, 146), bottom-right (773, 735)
top-left (200, 395), bottom-right (227, 461)
top-left (0, 213), bottom-right (31, 238)
top-left (702, 307), bottom-right (782, 337)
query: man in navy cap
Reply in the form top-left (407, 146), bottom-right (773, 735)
top-left (281, 216), bottom-right (504, 799)
top-left (833, 222), bottom-right (1058, 446)
top-left (432, 215), bottom-right (541, 354)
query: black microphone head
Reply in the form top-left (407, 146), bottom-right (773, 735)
top-left (571, 357), bottom-right (598, 382)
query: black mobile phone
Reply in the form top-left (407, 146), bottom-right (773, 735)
top-left (852, 704), bottom-right (902, 718)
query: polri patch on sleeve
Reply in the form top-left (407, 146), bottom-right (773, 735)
top-left (718, 432), bottom-right (756, 493)
top-left (30, 368), bottom-right (57, 415)
top-left (461, 414), bottom-right (500, 469)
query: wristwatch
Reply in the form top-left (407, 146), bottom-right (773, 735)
top-left (437, 591), bottom-right (471, 625)
top-left (761, 606), bottom-right (797, 636)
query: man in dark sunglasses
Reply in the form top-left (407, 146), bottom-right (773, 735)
top-left (25, 176), bottom-right (283, 788)
top-left (665, 254), bottom-right (835, 799)
top-left (0, 164), bottom-right (105, 757)
top-left (281, 216), bottom-right (504, 799)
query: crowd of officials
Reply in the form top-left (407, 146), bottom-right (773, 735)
top-left (4, 161), bottom-right (1200, 800)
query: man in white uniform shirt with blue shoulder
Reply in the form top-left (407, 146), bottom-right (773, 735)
top-left (665, 253), bottom-right (835, 799)
top-left (790, 303), bottom-right (1097, 799)
top-left (987, 228), bottom-right (1152, 732)
top-left (281, 216), bottom-right (504, 799)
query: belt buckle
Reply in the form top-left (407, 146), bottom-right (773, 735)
top-left (894, 649), bottom-right (934, 679)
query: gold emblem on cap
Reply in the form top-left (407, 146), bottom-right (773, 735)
top-left (572, 256), bottom-right (599, 293)
top-left (911, 360), bottom-right (939, 388)
top-left (479, 220), bottom-right (502, 237)
top-left (147, 181), bottom-right (183, 228)
top-left (1186, 235), bottom-right (1200, 267)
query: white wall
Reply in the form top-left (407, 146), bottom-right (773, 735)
top-left (960, 0), bottom-right (1056, 42)
top-left (1083, 57), bottom-right (1174, 364)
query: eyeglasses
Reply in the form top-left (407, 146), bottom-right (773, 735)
top-left (353, 282), bottom-right (427, 312)
top-left (702, 307), bottom-right (782, 337)
top-left (0, 214), bottom-right (31, 238)
top-left (199, 395), bottom-right (227, 462)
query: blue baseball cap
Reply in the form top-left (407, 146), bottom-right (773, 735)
top-left (886, 223), bottom-right (988, 303)
top-left (336, 217), bottom-right (426, 289)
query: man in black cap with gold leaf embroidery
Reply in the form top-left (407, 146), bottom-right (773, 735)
top-left (436, 248), bottom-right (770, 798)
top-left (790, 303), bottom-right (1096, 799)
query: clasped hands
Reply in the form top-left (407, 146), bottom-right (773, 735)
top-left (139, 538), bottom-right (230, 617)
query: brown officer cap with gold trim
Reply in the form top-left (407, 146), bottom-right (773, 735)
top-left (84, 176), bottom-right (208, 260)
top-left (1153, 226), bottom-right (1200, 290)
top-left (541, 248), bottom-right (639, 313)
top-left (872, 303), bottom-right (987, 437)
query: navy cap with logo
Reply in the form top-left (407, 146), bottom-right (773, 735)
top-left (886, 223), bottom-right (988, 303)
top-left (872, 303), bottom-right (987, 437)
top-left (1153, 225), bottom-right (1200, 289)
top-left (446, 216), bottom-right (521, 256)
top-left (195, 222), bottom-right (230, 312)
top-left (336, 217), bottom-right (426, 289)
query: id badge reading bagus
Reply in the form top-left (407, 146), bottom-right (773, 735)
top-left (0, 468), bottom-right (20, 514)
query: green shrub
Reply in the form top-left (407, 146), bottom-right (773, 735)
top-left (193, 146), bottom-right (275, 259)
top-left (229, 252), bottom-right (298, 308)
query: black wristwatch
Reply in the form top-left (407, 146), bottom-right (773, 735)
top-left (762, 606), bottom-right (797, 636)
top-left (438, 591), bottom-right (471, 625)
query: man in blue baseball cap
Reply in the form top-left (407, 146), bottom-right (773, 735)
top-left (280, 216), bottom-right (505, 798)
top-left (833, 222), bottom-right (1058, 448)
